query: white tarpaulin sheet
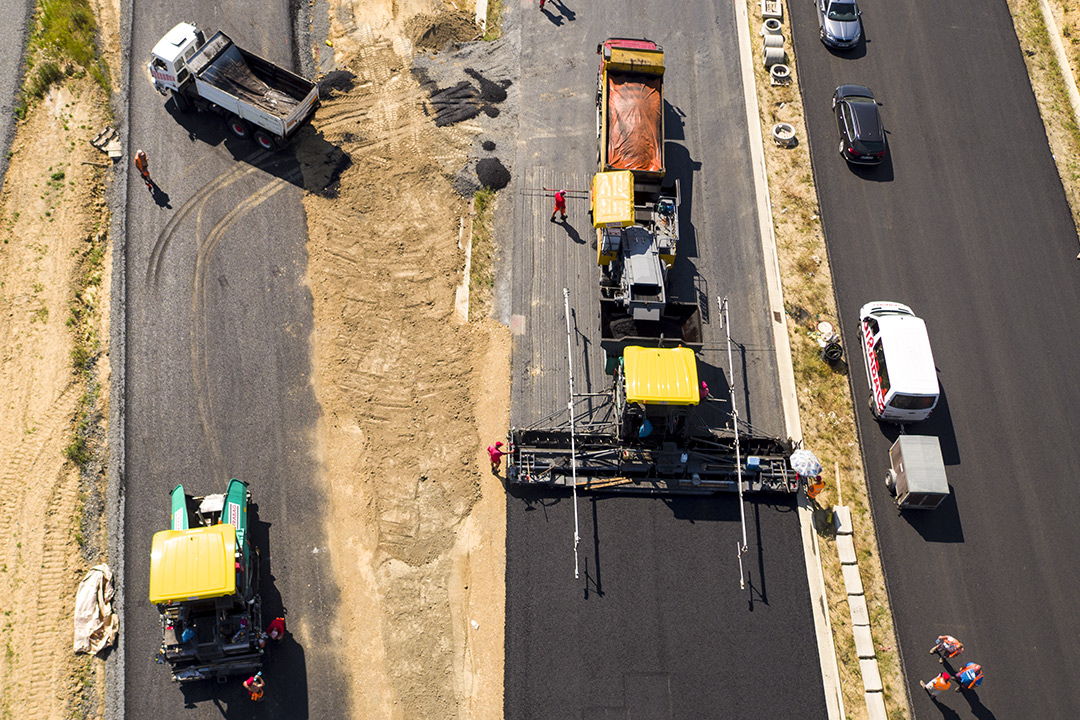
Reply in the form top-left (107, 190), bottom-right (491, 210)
top-left (73, 564), bottom-right (118, 654)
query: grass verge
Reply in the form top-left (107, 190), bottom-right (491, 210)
top-left (1006, 0), bottom-right (1080, 239)
top-left (741, 2), bottom-right (911, 718)
top-left (16, 0), bottom-right (109, 118)
top-left (469, 188), bottom-right (497, 320)
top-left (483, 0), bottom-right (504, 42)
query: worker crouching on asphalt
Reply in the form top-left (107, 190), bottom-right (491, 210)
top-left (921, 671), bottom-right (952, 700)
top-left (243, 672), bottom-right (266, 702)
top-left (929, 634), bottom-right (964, 661)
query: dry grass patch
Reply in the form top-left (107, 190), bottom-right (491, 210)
top-left (1007, 0), bottom-right (1080, 239)
top-left (741, 2), bottom-right (911, 718)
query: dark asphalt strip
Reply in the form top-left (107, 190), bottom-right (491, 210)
top-left (788, 0), bottom-right (1080, 717)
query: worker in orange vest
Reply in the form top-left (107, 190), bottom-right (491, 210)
top-left (805, 474), bottom-right (825, 500)
top-left (929, 634), bottom-right (964, 661)
top-left (955, 662), bottom-right (984, 691)
top-left (242, 672), bottom-right (265, 701)
top-left (134, 149), bottom-right (153, 190)
top-left (921, 671), bottom-right (952, 699)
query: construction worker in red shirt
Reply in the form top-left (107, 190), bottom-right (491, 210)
top-left (265, 616), bottom-right (286, 642)
top-left (487, 441), bottom-right (510, 474)
top-left (929, 634), bottom-right (964, 661)
top-left (955, 662), bottom-right (984, 691)
top-left (921, 671), bottom-right (952, 700)
top-left (550, 189), bottom-right (567, 222)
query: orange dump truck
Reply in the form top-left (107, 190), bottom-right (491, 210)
top-left (596, 38), bottom-right (665, 190)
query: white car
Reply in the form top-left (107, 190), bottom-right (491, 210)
top-left (817, 0), bottom-right (863, 50)
top-left (859, 302), bottom-right (939, 423)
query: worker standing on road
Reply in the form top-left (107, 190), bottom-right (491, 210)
top-left (266, 616), bottom-right (286, 642)
top-left (921, 671), bottom-right (952, 700)
top-left (134, 149), bottom-right (153, 190)
top-left (487, 441), bottom-right (510, 474)
top-left (243, 672), bottom-right (266, 702)
top-left (929, 634), bottom-right (964, 661)
top-left (550, 189), bottom-right (567, 222)
top-left (955, 662), bottom-right (984, 691)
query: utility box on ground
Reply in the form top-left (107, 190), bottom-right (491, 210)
top-left (885, 435), bottom-right (949, 510)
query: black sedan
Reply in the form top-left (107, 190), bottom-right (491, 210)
top-left (832, 85), bottom-right (887, 165)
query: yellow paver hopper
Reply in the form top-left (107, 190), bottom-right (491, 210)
top-left (623, 345), bottom-right (700, 406)
top-left (149, 524), bottom-right (237, 604)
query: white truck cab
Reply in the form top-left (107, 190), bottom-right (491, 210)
top-left (859, 301), bottom-right (939, 423)
top-left (148, 23), bottom-right (205, 94)
top-left (146, 22), bottom-right (319, 150)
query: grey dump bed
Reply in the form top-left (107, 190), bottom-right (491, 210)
top-left (188, 32), bottom-right (309, 118)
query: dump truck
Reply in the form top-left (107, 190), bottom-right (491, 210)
top-left (596, 37), bottom-right (665, 193)
top-left (149, 479), bottom-right (263, 682)
top-left (510, 345), bottom-right (796, 494)
top-left (148, 22), bottom-right (319, 150)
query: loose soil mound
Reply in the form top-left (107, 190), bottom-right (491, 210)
top-left (406, 10), bottom-right (478, 51)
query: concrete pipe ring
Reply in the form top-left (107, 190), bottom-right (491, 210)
top-left (761, 18), bottom-right (783, 35)
top-left (770, 63), bottom-right (792, 81)
top-left (762, 33), bottom-right (785, 48)
top-left (763, 46), bottom-right (787, 68)
top-left (772, 122), bottom-right (797, 148)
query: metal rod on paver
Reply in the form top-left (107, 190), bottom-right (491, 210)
top-left (721, 297), bottom-right (748, 590)
top-left (563, 288), bottom-right (581, 580)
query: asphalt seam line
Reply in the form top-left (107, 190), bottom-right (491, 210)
top-left (732, 1), bottom-right (845, 718)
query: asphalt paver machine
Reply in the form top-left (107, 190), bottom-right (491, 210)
top-left (149, 478), bottom-right (263, 682)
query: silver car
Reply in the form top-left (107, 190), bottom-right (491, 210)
top-left (817, 0), bottom-right (862, 49)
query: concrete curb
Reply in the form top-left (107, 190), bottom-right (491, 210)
top-left (1037, 0), bottom-right (1080, 129)
top-left (104, 0), bottom-right (135, 715)
top-left (733, 0), bottom-right (845, 717)
top-left (475, 0), bottom-right (489, 33)
top-left (786, 1), bottom-right (917, 713)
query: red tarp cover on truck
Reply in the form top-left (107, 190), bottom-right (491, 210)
top-left (607, 74), bottom-right (662, 173)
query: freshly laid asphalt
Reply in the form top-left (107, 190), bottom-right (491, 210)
top-left (123, 2), bottom-right (343, 718)
top-left (503, 1), bottom-right (827, 718)
top-left (790, 0), bottom-right (1080, 716)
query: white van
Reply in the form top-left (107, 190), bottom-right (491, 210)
top-left (858, 302), bottom-right (939, 423)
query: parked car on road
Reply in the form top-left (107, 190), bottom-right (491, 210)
top-left (833, 85), bottom-right (887, 165)
top-left (817, 0), bottom-right (863, 49)
top-left (858, 301), bottom-right (940, 423)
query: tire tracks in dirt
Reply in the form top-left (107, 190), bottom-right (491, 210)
top-left (299, 30), bottom-right (505, 719)
top-left (145, 150), bottom-right (299, 472)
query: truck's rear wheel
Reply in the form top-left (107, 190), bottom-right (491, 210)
top-left (253, 130), bottom-right (277, 151)
top-left (227, 118), bottom-right (250, 139)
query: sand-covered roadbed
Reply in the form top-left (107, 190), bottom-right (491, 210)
top-left (299, 1), bottom-right (509, 717)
